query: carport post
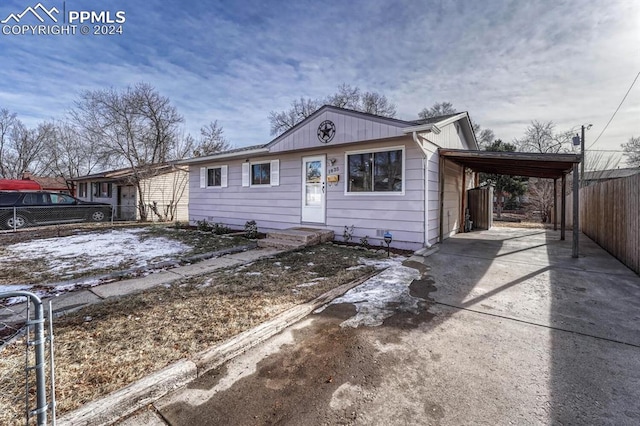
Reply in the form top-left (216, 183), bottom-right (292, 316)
top-left (572, 163), bottom-right (579, 258)
top-left (553, 178), bottom-right (557, 231)
top-left (561, 174), bottom-right (566, 241)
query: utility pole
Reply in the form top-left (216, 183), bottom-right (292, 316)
top-left (581, 124), bottom-right (585, 186)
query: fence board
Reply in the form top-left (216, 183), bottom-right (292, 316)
top-left (571, 174), bottom-right (640, 274)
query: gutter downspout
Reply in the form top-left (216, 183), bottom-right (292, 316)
top-left (413, 131), bottom-right (432, 249)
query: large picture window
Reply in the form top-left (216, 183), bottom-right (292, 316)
top-left (251, 163), bottom-right (271, 185)
top-left (347, 148), bottom-right (403, 193)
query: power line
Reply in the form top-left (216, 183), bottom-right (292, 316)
top-left (587, 70), bottom-right (640, 149)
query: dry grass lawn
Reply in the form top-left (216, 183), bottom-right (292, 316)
top-left (0, 244), bottom-right (388, 425)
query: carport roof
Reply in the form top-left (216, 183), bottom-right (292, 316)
top-left (439, 149), bottom-right (581, 179)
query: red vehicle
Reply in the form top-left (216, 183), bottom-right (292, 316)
top-left (0, 179), bottom-right (42, 191)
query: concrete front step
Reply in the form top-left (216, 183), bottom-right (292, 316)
top-left (257, 228), bottom-right (335, 249)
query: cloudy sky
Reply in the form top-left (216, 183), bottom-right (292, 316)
top-left (1, 0), bottom-right (638, 166)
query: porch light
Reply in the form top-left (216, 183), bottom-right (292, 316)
top-left (383, 232), bottom-right (393, 257)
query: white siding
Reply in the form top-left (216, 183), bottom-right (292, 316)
top-left (189, 137), bottom-right (427, 250)
top-left (423, 143), bottom-right (440, 245)
top-left (269, 110), bottom-right (407, 153)
top-left (442, 160), bottom-right (464, 239)
top-left (424, 121), bottom-right (472, 150)
top-left (140, 169), bottom-right (189, 222)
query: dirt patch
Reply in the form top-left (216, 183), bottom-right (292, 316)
top-left (160, 305), bottom-right (383, 426)
top-left (157, 281), bottom-right (438, 426)
top-left (0, 244), bottom-right (389, 423)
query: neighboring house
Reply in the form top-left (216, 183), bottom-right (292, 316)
top-left (582, 168), bottom-right (640, 186)
top-left (71, 164), bottom-right (189, 222)
top-left (181, 105), bottom-right (478, 250)
top-left (22, 172), bottom-right (71, 194)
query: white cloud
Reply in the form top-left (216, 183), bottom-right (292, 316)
top-left (0, 0), bottom-right (637, 162)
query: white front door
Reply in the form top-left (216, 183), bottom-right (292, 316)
top-left (301, 155), bottom-right (326, 223)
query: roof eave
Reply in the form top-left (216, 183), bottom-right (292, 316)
top-left (177, 147), bottom-right (270, 165)
top-left (402, 123), bottom-right (441, 134)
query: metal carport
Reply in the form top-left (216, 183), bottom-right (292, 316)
top-left (438, 149), bottom-right (582, 257)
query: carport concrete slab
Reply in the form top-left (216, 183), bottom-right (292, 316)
top-left (358, 305), bottom-right (640, 425)
top-left (429, 227), bottom-right (640, 346)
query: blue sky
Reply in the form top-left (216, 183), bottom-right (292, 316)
top-left (0, 0), bottom-right (638, 166)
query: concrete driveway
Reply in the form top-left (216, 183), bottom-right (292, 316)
top-left (123, 227), bottom-right (640, 425)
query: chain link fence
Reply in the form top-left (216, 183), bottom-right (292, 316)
top-left (0, 204), bottom-right (179, 232)
top-left (0, 292), bottom-right (56, 426)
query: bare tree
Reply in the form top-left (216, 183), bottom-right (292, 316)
top-left (418, 101), bottom-right (493, 148)
top-left (527, 178), bottom-right (555, 223)
top-left (193, 121), bottom-right (231, 157)
top-left (515, 120), bottom-right (575, 223)
top-left (0, 116), bottom-right (55, 179)
top-left (269, 84), bottom-right (397, 136)
top-left (71, 83), bottom-right (184, 220)
top-left (325, 83), bottom-right (361, 109)
top-left (360, 91), bottom-right (396, 117)
top-left (622, 135), bottom-right (640, 167)
top-left (0, 109), bottom-right (18, 178)
top-left (515, 120), bottom-right (572, 154)
top-left (477, 128), bottom-right (495, 149)
top-left (269, 97), bottom-right (321, 136)
top-left (44, 121), bottom-right (104, 189)
top-left (418, 102), bottom-right (457, 119)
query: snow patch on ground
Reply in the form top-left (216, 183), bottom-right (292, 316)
top-left (0, 229), bottom-right (191, 295)
top-left (319, 257), bottom-right (422, 327)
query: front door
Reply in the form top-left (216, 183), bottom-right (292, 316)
top-left (118, 185), bottom-right (137, 220)
top-left (301, 155), bottom-right (326, 223)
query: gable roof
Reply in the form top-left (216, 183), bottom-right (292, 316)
top-left (266, 105), bottom-right (425, 147)
top-left (178, 105), bottom-right (478, 164)
top-left (582, 167), bottom-right (640, 182)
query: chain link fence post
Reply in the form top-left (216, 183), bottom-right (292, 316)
top-left (1, 291), bottom-right (55, 425)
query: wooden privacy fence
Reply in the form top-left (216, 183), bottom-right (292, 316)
top-left (578, 173), bottom-right (640, 274)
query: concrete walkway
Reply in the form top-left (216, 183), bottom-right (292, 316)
top-left (116, 227), bottom-right (640, 425)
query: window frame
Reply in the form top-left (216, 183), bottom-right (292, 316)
top-left (78, 182), bottom-right (87, 198)
top-left (250, 161), bottom-right (271, 187)
top-left (92, 182), bottom-right (113, 198)
top-left (207, 166), bottom-right (223, 187)
top-left (344, 146), bottom-right (406, 196)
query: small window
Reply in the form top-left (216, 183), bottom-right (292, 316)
top-left (78, 182), bottom-right (87, 197)
top-left (200, 166), bottom-right (227, 188)
top-left (251, 163), bottom-right (271, 185)
top-left (207, 167), bottom-right (222, 187)
top-left (347, 148), bottom-right (403, 193)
